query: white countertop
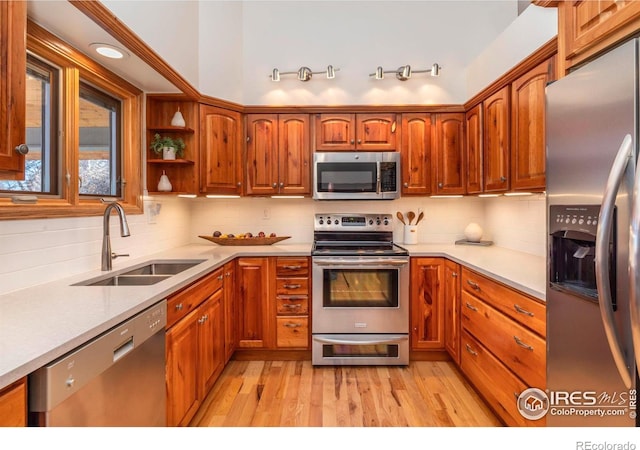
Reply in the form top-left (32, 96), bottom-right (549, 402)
top-left (0, 242), bottom-right (545, 390)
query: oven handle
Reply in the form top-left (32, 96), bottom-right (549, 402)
top-left (595, 133), bottom-right (633, 389)
top-left (313, 258), bottom-right (409, 267)
top-left (313, 336), bottom-right (408, 346)
top-left (376, 161), bottom-right (381, 195)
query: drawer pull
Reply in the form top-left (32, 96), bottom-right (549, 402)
top-left (466, 280), bottom-right (480, 290)
top-left (283, 265), bottom-right (302, 270)
top-left (283, 284), bottom-right (302, 289)
top-left (514, 304), bottom-right (534, 317)
top-left (513, 336), bottom-right (533, 351)
top-left (175, 303), bottom-right (183, 311)
top-left (198, 314), bottom-right (208, 324)
top-left (465, 302), bottom-right (478, 312)
top-left (278, 295), bottom-right (307, 301)
top-left (284, 322), bottom-right (302, 328)
top-left (282, 303), bottom-right (302, 309)
top-left (217, 275), bottom-right (224, 281)
top-left (465, 344), bottom-right (478, 356)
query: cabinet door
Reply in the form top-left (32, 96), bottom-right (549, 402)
top-left (483, 86), bottom-right (510, 192)
top-left (200, 105), bottom-right (243, 195)
top-left (314, 113), bottom-right (356, 151)
top-left (0, 378), bottom-right (26, 427)
top-left (223, 261), bottom-right (236, 363)
top-left (246, 114), bottom-right (279, 196)
top-left (465, 104), bottom-right (483, 194)
top-left (166, 308), bottom-right (200, 427)
top-left (0, 1), bottom-right (26, 179)
top-left (433, 113), bottom-right (465, 195)
top-left (237, 258), bottom-right (272, 348)
top-left (511, 57), bottom-right (554, 192)
top-left (278, 114), bottom-right (311, 195)
top-left (444, 260), bottom-right (461, 365)
top-left (355, 113), bottom-right (398, 151)
top-left (400, 113), bottom-right (432, 195)
top-left (410, 258), bottom-right (445, 350)
top-left (198, 289), bottom-right (225, 399)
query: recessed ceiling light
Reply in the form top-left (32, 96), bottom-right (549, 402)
top-left (89, 43), bottom-right (129, 60)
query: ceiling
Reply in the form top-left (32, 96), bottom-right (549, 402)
top-left (27, 1), bottom-right (179, 93)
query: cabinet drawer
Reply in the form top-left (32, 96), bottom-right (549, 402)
top-left (461, 291), bottom-right (546, 389)
top-left (275, 257), bottom-right (309, 276)
top-left (167, 267), bottom-right (224, 328)
top-left (461, 330), bottom-right (544, 427)
top-left (276, 295), bottom-right (308, 315)
top-left (276, 277), bottom-right (308, 295)
top-left (276, 316), bottom-right (309, 348)
top-left (461, 268), bottom-right (545, 336)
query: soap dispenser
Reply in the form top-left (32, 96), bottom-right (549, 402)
top-left (157, 170), bottom-right (172, 192)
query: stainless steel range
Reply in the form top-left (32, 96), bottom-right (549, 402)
top-left (311, 213), bottom-right (410, 365)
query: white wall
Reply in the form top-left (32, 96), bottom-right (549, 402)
top-left (0, 198), bottom-right (191, 295)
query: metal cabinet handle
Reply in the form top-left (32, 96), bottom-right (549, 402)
top-left (452, 272), bottom-right (458, 278)
top-left (466, 280), bottom-right (480, 290)
top-left (514, 304), bottom-right (534, 317)
top-left (391, 121), bottom-right (397, 133)
top-left (237, 182), bottom-right (242, 187)
top-left (225, 272), bottom-right (231, 277)
top-left (272, 182), bottom-right (277, 188)
top-left (282, 303), bottom-right (302, 309)
top-left (403, 182), bottom-right (409, 188)
top-left (284, 322), bottom-right (302, 328)
top-left (438, 182), bottom-right (443, 188)
top-left (500, 176), bottom-right (507, 182)
top-left (283, 284), bottom-right (301, 289)
top-left (217, 275), bottom-right (224, 280)
top-left (175, 303), bottom-right (183, 311)
top-left (357, 139), bottom-right (362, 144)
top-left (465, 302), bottom-right (478, 312)
top-left (596, 133), bottom-right (634, 389)
top-left (280, 182), bottom-right (284, 188)
top-left (465, 344), bottom-right (477, 356)
top-left (513, 336), bottom-right (533, 351)
top-left (350, 139), bottom-right (355, 144)
top-left (283, 265), bottom-right (302, 270)
top-left (15, 144), bottom-right (29, 155)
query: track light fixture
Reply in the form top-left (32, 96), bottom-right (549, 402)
top-left (270, 65), bottom-right (339, 82)
top-left (369, 63), bottom-right (441, 81)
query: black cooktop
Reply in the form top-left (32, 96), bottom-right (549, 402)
top-left (311, 241), bottom-right (409, 256)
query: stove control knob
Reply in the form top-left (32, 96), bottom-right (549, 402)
top-left (369, 219), bottom-right (374, 225)
top-left (334, 219), bottom-right (339, 225)
top-left (376, 219), bottom-right (381, 225)
top-left (319, 219), bottom-right (324, 225)
top-left (383, 218), bottom-right (389, 226)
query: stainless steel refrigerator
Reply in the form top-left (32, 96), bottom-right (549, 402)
top-left (546, 37), bottom-right (639, 426)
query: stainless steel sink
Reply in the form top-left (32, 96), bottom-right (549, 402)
top-left (73, 259), bottom-right (206, 286)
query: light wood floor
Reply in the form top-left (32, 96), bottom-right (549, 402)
top-left (190, 360), bottom-right (502, 427)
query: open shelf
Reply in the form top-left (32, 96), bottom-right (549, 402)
top-left (148, 159), bottom-right (195, 165)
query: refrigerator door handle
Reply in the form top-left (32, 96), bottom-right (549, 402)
top-left (629, 134), bottom-right (640, 375)
top-left (596, 133), bottom-right (634, 389)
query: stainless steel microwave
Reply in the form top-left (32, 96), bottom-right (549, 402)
top-left (313, 152), bottom-right (400, 200)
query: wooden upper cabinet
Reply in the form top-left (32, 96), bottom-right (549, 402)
top-left (465, 104), bottom-right (483, 194)
top-left (433, 113), bottom-right (465, 195)
top-left (246, 114), bottom-right (310, 196)
top-left (483, 86), bottom-right (510, 193)
top-left (0, 1), bottom-right (27, 180)
top-left (400, 113), bottom-right (432, 195)
top-left (314, 113), bottom-right (397, 151)
top-left (200, 105), bottom-right (243, 195)
top-left (511, 56), bottom-right (555, 192)
top-left (559, 0), bottom-right (640, 71)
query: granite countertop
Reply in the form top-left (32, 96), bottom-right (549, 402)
top-left (0, 242), bottom-right (545, 390)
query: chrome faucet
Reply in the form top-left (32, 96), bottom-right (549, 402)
top-left (101, 200), bottom-right (131, 271)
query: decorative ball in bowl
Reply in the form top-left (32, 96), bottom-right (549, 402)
top-left (464, 223), bottom-right (483, 243)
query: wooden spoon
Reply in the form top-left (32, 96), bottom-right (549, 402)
top-left (407, 211), bottom-right (416, 225)
top-left (415, 211), bottom-right (424, 225)
top-left (396, 211), bottom-right (406, 225)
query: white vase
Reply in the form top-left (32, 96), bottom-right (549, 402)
top-left (162, 146), bottom-right (177, 160)
top-left (157, 171), bottom-right (172, 192)
top-left (464, 222), bottom-right (483, 242)
top-left (170, 109), bottom-right (186, 127)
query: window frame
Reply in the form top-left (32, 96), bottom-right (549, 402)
top-left (0, 20), bottom-right (143, 219)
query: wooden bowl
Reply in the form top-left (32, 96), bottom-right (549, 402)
top-left (198, 235), bottom-right (291, 246)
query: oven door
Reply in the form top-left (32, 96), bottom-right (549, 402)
top-left (312, 334), bottom-right (409, 366)
top-left (312, 256), bottom-right (409, 334)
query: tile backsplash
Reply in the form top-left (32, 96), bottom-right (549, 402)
top-left (0, 194), bottom-right (547, 295)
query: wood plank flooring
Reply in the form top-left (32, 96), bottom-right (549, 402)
top-left (190, 360), bottom-right (502, 427)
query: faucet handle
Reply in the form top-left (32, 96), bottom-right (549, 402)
top-left (111, 252), bottom-right (130, 260)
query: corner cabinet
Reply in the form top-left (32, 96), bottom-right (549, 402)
top-left (0, 1), bottom-right (27, 180)
top-left (410, 258), bottom-right (445, 350)
top-left (146, 98), bottom-right (199, 195)
top-left (400, 113), bottom-right (432, 195)
top-left (200, 105), bottom-right (243, 196)
top-left (432, 113), bottom-right (465, 195)
top-left (314, 113), bottom-right (398, 151)
top-left (245, 114), bottom-right (311, 196)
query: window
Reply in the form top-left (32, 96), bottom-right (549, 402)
top-left (0, 20), bottom-right (143, 219)
top-left (0, 55), bottom-right (58, 194)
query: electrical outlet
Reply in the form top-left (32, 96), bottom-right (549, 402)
top-left (262, 208), bottom-right (271, 220)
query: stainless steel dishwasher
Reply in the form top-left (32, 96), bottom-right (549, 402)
top-left (28, 300), bottom-right (167, 426)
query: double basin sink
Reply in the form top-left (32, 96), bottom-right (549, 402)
top-left (73, 259), bottom-right (206, 286)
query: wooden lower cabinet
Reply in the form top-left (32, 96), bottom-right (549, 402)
top-left (166, 277), bottom-right (225, 427)
top-left (237, 257), bottom-right (272, 349)
top-left (222, 260), bottom-right (236, 363)
top-left (443, 259), bottom-right (461, 364)
top-left (0, 378), bottom-right (26, 427)
top-left (410, 258), bottom-right (445, 350)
